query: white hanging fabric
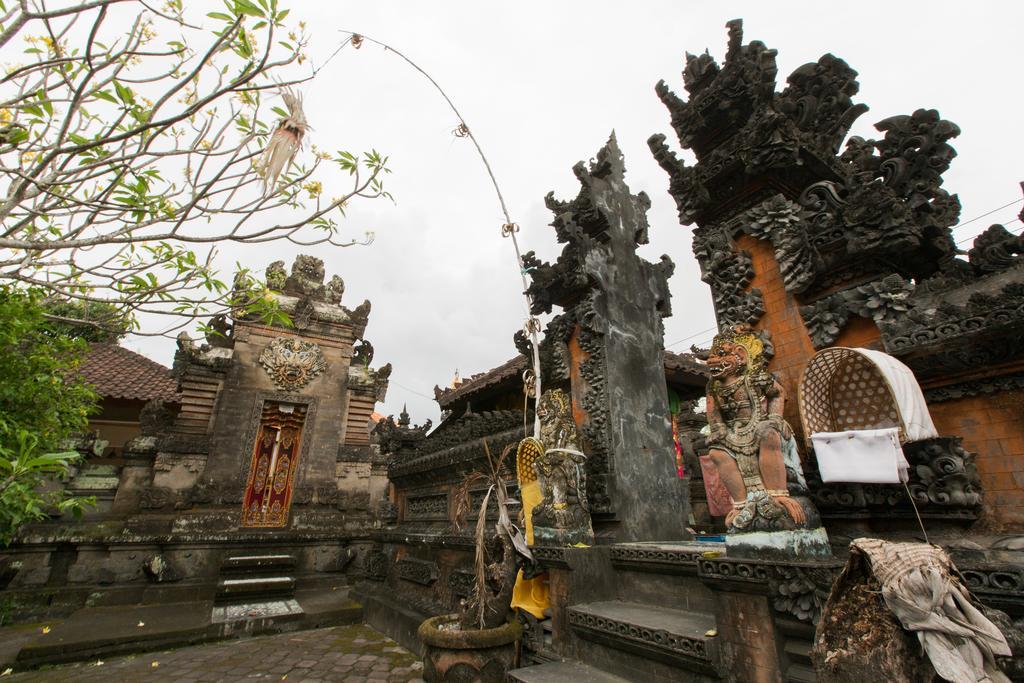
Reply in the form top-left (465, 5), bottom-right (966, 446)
top-left (811, 427), bottom-right (910, 484)
top-left (850, 538), bottom-right (1011, 683)
top-left (851, 348), bottom-right (939, 442)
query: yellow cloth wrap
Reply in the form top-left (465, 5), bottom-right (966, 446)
top-left (510, 479), bottom-right (549, 618)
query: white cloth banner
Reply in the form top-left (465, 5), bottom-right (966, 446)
top-left (811, 427), bottom-right (910, 484)
top-left (853, 348), bottom-right (939, 442)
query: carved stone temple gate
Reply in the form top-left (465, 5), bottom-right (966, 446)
top-left (362, 19), bottom-right (1024, 683)
top-left (521, 132), bottom-right (689, 543)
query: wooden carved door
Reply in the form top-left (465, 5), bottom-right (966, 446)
top-left (241, 403), bottom-right (307, 527)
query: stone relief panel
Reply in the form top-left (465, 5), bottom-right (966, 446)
top-left (258, 337), bottom-right (327, 392)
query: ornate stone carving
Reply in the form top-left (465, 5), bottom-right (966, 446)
top-left (924, 375), bottom-right (1024, 403)
top-left (141, 554), bottom-right (180, 583)
top-left (905, 437), bottom-right (982, 509)
top-left (692, 225), bottom-right (765, 326)
top-left (326, 275), bottom-right (345, 304)
top-left (768, 564), bottom-right (836, 624)
top-left (139, 399), bottom-right (176, 437)
top-left (313, 485), bottom-right (339, 506)
top-left (776, 53), bottom-right (868, 158)
top-left (258, 337), bottom-right (327, 391)
top-left (349, 299), bottom-right (371, 327)
top-left (391, 435), bottom-right (526, 489)
top-left (736, 195), bottom-right (820, 294)
top-left (800, 274), bottom-right (914, 348)
top-left (405, 493), bottom-right (448, 521)
top-left (374, 406), bottom-right (431, 460)
top-left (352, 340), bottom-right (373, 367)
top-left (881, 282), bottom-right (1024, 363)
top-left (567, 605), bottom-right (717, 672)
top-left (284, 254), bottom-right (328, 300)
top-left (609, 544), bottom-right (702, 575)
top-left (960, 563), bottom-right (1024, 615)
top-left (968, 224), bottom-right (1024, 274)
top-left (697, 557), bottom-right (842, 625)
top-left (373, 363), bottom-right (391, 403)
top-left (139, 487), bottom-right (171, 510)
top-left (807, 437), bottom-right (982, 519)
top-left (377, 499), bottom-right (398, 524)
top-left (702, 326), bottom-right (818, 533)
top-left (528, 545), bottom-right (568, 570)
top-left (364, 550), bottom-right (389, 581)
top-left (204, 314), bottom-right (233, 348)
top-left (265, 260), bottom-right (287, 291)
top-left (525, 134), bottom-right (687, 539)
top-left (524, 389), bottom-right (594, 546)
top-left (647, 20), bottom-right (1008, 367)
top-left (395, 557), bottom-right (439, 586)
top-left (447, 569), bottom-right (475, 597)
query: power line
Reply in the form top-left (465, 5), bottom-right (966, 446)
top-left (951, 198), bottom-right (1023, 231)
top-left (666, 324), bottom-right (718, 349)
top-left (389, 380), bottom-right (436, 401)
top-left (956, 215), bottom-right (1022, 246)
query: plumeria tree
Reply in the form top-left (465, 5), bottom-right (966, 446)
top-left (0, 0), bottom-right (390, 336)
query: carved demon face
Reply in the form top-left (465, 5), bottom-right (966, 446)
top-left (706, 340), bottom-right (749, 379)
top-left (291, 255), bottom-right (325, 283)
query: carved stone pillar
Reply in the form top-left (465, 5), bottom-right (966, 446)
top-left (524, 133), bottom-right (688, 542)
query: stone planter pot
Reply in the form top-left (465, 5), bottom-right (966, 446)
top-left (418, 614), bottom-right (522, 683)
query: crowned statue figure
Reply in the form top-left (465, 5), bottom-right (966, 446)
top-left (703, 325), bottom-right (820, 536)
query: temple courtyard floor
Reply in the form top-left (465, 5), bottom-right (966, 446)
top-left (2, 624), bottom-right (424, 682)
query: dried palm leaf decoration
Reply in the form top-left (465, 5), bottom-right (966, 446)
top-left (257, 87), bottom-right (309, 194)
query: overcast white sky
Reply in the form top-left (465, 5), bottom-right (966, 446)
top-left (126, 1), bottom-right (1023, 424)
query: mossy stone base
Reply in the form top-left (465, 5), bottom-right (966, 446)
top-left (418, 614), bottom-right (521, 683)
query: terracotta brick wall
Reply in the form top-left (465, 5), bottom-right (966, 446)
top-left (734, 234), bottom-right (1024, 527)
top-left (735, 235), bottom-right (884, 437)
top-left (928, 390), bottom-right (1024, 527)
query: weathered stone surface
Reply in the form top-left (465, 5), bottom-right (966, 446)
top-left (524, 133), bottom-right (688, 542)
top-left (3, 623), bottom-right (420, 682)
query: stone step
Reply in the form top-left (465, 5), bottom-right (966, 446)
top-left (215, 576), bottom-right (296, 604)
top-left (220, 554), bottom-right (296, 572)
top-left (785, 662), bottom-right (817, 683)
top-left (568, 600), bottom-right (719, 676)
top-left (784, 638), bottom-right (813, 662)
top-left (506, 660), bottom-right (632, 682)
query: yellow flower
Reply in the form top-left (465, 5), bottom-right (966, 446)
top-left (0, 109), bottom-right (12, 123)
top-left (302, 181), bottom-right (322, 198)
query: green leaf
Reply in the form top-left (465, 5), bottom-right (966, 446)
top-left (113, 81), bottom-right (135, 106)
top-left (233, 0), bottom-right (264, 18)
top-left (207, 11), bottom-right (233, 20)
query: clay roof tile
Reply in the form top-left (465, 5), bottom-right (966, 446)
top-left (78, 343), bottom-right (179, 403)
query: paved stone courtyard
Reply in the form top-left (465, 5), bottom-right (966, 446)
top-left (3, 624), bottom-right (424, 682)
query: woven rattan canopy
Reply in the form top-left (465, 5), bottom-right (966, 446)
top-left (798, 347), bottom-right (938, 446)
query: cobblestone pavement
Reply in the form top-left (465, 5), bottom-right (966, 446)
top-left (3, 624), bottom-right (424, 683)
